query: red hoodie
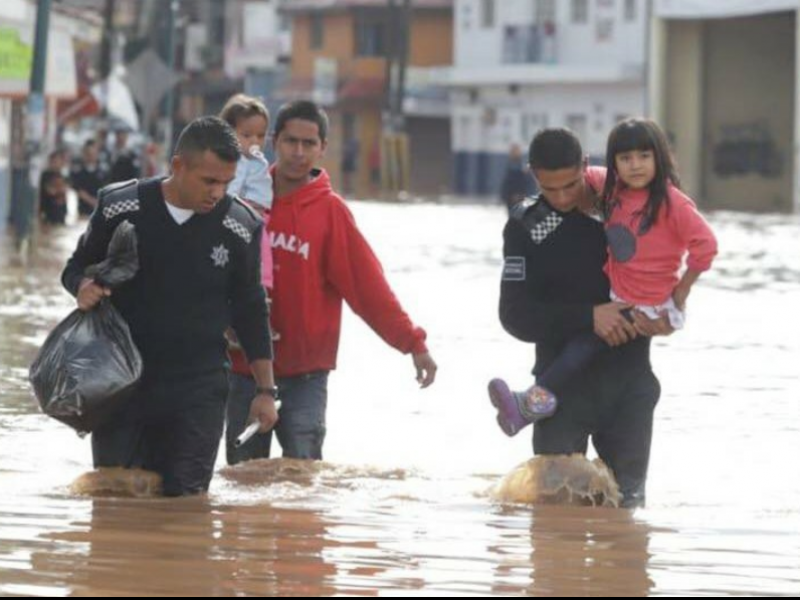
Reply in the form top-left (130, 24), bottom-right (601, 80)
top-left (231, 169), bottom-right (427, 378)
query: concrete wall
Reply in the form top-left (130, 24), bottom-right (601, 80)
top-left (664, 20), bottom-right (705, 200)
top-left (702, 13), bottom-right (795, 211)
top-left (660, 12), bottom-right (795, 211)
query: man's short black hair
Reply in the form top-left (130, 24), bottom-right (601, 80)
top-left (528, 128), bottom-right (584, 171)
top-left (174, 116), bottom-right (241, 164)
top-left (273, 100), bottom-right (329, 143)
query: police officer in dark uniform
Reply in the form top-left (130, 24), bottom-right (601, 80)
top-left (496, 128), bottom-right (671, 508)
top-left (63, 117), bottom-right (279, 496)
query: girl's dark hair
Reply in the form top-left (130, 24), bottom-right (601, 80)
top-left (219, 94), bottom-right (270, 129)
top-left (602, 118), bottom-right (681, 233)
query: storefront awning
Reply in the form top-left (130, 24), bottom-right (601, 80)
top-left (656, 0), bottom-right (799, 19)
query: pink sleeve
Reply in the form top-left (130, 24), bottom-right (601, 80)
top-left (584, 166), bottom-right (607, 194)
top-left (670, 190), bottom-right (718, 272)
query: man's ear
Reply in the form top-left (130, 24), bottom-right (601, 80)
top-left (170, 154), bottom-right (183, 176)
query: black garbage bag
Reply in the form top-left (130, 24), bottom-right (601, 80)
top-left (29, 221), bottom-right (143, 435)
top-left (84, 219), bottom-right (139, 288)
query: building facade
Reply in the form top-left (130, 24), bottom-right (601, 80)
top-left (651, 0), bottom-right (800, 212)
top-left (450, 0), bottom-right (647, 196)
top-left (280, 0), bottom-right (454, 198)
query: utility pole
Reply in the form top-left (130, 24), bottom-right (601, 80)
top-left (99, 0), bottom-right (116, 119)
top-left (393, 0), bottom-right (411, 134)
top-left (385, 0), bottom-right (411, 134)
top-left (163, 0), bottom-right (180, 155)
top-left (382, 0), bottom-right (412, 194)
top-left (12, 0), bottom-right (52, 256)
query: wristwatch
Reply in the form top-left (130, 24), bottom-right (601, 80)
top-left (255, 385), bottom-right (279, 400)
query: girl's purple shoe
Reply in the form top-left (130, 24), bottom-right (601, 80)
top-left (488, 379), bottom-right (557, 436)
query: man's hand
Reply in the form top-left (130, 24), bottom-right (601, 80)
top-left (594, 301), bottom-right (638, 347)
top-left (632, 310), bottom-right (675, 337)
top-left (413, 352), bottom-right (437, 388)
top-left (248, 393), bottom-right (279, 433)
top-left (77, 278), bottom-right (111, 311)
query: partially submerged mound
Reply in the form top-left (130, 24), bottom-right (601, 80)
top-left (491, 455), bottom-right (621, 507)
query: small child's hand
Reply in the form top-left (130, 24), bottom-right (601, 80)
top-left (248, 145), bottom-right (269, 165)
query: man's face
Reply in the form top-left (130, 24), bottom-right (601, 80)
top-left (115, 131), bottom-right (129, 149)
top-left (273, 118), bottom-right (327, 183)
top-left (532, 165), bottom-right (587, 213)
top-left (171, 150), bottom-right (237, 213)
top-left (83, 145), bottom-right (99, 164)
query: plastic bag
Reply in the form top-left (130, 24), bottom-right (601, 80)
top-left (29, 221), bottom-right (143, 435)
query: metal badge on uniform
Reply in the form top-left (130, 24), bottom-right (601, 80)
top-left (211, 244), bottom-right (230, 268)
top-left (502, 256), bottom-right (526, 281)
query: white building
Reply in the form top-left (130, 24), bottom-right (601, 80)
top-left (450, 0), bottom-right (648, 195)
top-left (178, 0), bottom-right (292, 117)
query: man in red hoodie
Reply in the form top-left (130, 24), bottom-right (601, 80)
top-left (226, 100), bottom-right (437, 463)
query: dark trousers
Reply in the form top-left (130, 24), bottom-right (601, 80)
top-left (92, 370), bottom-right (229, 497)
top-left (533, 364), bottom-right (661, 508)
top-left (537, 331), bottom-right (607, 394)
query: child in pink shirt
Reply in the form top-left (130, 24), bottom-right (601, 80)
top-left (490, 118), bottom-right (718, 436)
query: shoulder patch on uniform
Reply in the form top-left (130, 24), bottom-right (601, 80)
top-left (502, 256), bottom-right (526, 281)
top-left (529, 211), bottom-right (563, 244)
top-left (101, 179), bottom-right (139, 220)
top-left (510, 195), bottom-right (564, 245)
top-left (223, 216), bottom-right (253, 244)
top-left (223, 197), bottom-right (262, 244)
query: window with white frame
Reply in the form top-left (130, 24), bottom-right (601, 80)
top-left (571, 0), bottom-right (589, 24)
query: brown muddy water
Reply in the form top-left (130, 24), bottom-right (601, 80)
top-left (1, 205), bottom-right (798, 596)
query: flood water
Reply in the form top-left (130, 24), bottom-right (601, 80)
top-left (1, 203), bottom-right (798, 596)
